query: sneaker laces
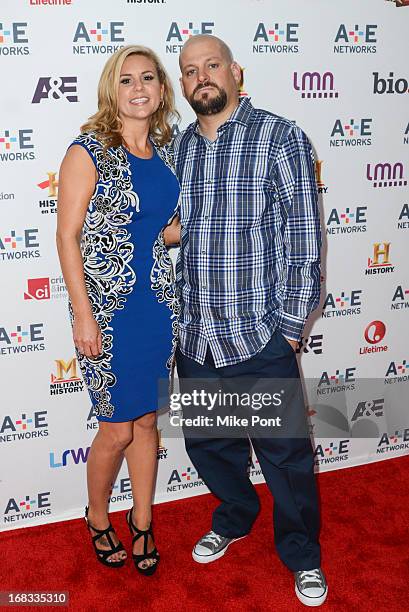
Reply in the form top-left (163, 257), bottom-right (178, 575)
top-left (298, 569), bottom-right (324, 587)
top-left (201, 531), bottom-right (223, 546)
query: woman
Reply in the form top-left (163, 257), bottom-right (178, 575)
top-left (57, 45), bottom-right (180, 575)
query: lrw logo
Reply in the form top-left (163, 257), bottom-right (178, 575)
top-left (32, 77), bottom-right (78, 103)
top-left (49, 446), bottom-right (90, 468)
top-left (293, 71), bottom-right (338, 99)
top-left (366, 162), bottom-right (407, 188)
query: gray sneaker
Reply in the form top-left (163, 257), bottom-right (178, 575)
top-left (192, 530), bottom-right (246, 564)
top-left (295, 568), bottom-right (328, 607)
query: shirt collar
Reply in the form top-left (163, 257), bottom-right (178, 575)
top-left (189, 96), bottom-right (254, 137)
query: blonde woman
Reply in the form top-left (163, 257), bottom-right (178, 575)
top-left (57, 46), bottom-right (180, 575)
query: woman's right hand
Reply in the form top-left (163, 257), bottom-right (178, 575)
top-left (163, 216), bottom-right (181, 246)
top-left (73, 313), bottom-right (102, 358)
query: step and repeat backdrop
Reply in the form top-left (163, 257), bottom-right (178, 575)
top-left (1, 0), bottom-right (408, 531)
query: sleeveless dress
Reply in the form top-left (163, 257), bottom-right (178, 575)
top-left (69, 133), bottom-right (180, 422)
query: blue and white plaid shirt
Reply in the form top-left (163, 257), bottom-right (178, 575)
top-left (173, 97), bottom-right (321, 368)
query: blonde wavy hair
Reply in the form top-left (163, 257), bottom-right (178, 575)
top-left (81, 45), bottom-right (179, 148)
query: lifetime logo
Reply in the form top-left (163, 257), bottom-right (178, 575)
top-left (366, 162), bottom-right (407, 187)
top-left (0, 22), bottom-right (29, 55)
top-left (32, 77), bottom-right (78, 103)
top-left (293, 71), bottom-right (338, 99)
top-left (360, 320), bottom-right (388, 355)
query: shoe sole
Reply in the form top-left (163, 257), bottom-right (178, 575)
top-left (295, 584), bottom-right (328, 607)
top-left (192, 535), bottom-right (247, 564)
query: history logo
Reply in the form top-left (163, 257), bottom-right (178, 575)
top-left (322, 289), bottom-right (362, 319)
top-left (365, 242), bottom-right (394, 275)
top-left (329, 118), bottom-right (372, 148)
top-left (333, 24), bottom-right (377, 54)
top-left (73, 21), bottom-right (125, 55)
top-left (252, 22), bottom-right (299, 54)
top-left (157, 429), bottom-right (168, 460)
top-left (32, 77), bottom-right (78, 103)
top-left (315, 160), bottom-right (327, 194)
top-left (0, 410), bottom-right (48, 444)
top-left (326, 206), bottom-right (367, 235)
top-left (37, 172), bottom-right (58, 214)
top-left (2, 491), bottom-right (51, 525)
top-left (293, 71), bottom-right (338, 99)
top-left (50, 358), bottom-right (84, 395)
top-left (0, 323), bottom-right (45, 356)
top-left (0, 21), bottom-right (30, 55)
top-left (0, 129), bottom-right (35, 161)
top-left (165, 21), bottom-right (214, 54)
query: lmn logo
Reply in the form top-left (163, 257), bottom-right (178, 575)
top-left (366, 162), bottom-right (407, 188)
top-left (293, 71), bottom-right (338, 99)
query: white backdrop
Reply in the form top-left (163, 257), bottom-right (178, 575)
top-left (1, 0), bottom-right (408, 531)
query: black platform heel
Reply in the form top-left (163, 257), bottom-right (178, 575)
top-left (85, 506), bottom-right (126, 568)
top-left (126, 508), bottom-right (160, 576)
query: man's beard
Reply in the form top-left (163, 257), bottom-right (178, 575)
top-left (189, 82), bottom-right (228, 116)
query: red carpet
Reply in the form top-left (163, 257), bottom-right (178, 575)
top-left (1, 456), bottom-right (408, 612)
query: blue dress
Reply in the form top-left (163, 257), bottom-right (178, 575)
top-left (69, 133), bottom-right (180, 422)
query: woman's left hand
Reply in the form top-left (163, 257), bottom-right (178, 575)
top-left (163, 216), bottom-right (181, 246)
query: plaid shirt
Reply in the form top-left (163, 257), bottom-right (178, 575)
top-left (173, 97), bottom-right (321, 368)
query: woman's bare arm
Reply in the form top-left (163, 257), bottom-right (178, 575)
top-left (56, 145), bottom-right (102, 358)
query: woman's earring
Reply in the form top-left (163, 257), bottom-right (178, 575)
top-left (160, 99), bottom-right (165, 109)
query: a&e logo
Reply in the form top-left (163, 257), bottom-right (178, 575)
top-left (0, 22), bottom-right (30, 55)
top-left (32, 77), bottom-right (78, 103)
top-left (333, 24), bottom-right (377, 53)
top-left (165, 21), bottom-right (214, 53)
top-left (72, 21), bottom-right (125, 55)
top-left (252, 22), bottom-right (299, 54)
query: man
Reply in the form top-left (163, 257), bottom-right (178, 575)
top-left (171, 34), bottom-right (326, 606)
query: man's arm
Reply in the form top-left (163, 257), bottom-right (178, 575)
top-left (273, 124), bottom-right (322, 343)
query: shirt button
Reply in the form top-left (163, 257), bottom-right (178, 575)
top-left (205, 179), bottom-right (212, 184)
top-left (202, 285), bottom-right (207, 290)
top-left (204, 215), bottom-right (209, 220)
top-left (201, 250), bottom-right (206, 254)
